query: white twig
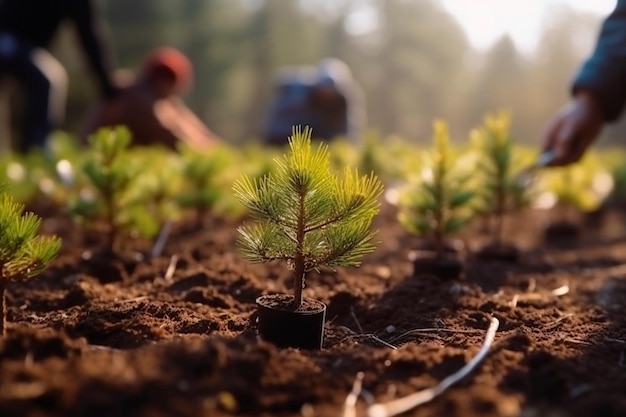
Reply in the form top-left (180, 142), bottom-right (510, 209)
top-left (117, 296), bottom-right (148, 303)
top-left (564, 338), bottom-right (592, 345)
top-left (551, 284), bottom-right (569, 297)
top-left (369, 336), bottom-right (398, 350)
top-left (543, 313), bottom-right (573, 330)
top-left (366, 317), bottom-right (500, 417)
top-left (389, 327), bottom-right (481, 343)
top-left (351, 307), bottom-right (364, 334)
top-left (512, 283), bottom-right (570, 302)
top-left (164, 254), bottom-right (179, 282)
top-left (343, 372), bottom-right (365, 417)
top-left (342, 334), bottom-right (398, 349)
top-left (151, 220), bottom-right (173, 259)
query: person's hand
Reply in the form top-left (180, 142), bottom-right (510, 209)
top-left (540, 90), bottom-right (605, 166)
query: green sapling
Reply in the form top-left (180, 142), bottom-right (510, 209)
top-left (70, 126), bottom-right (143, 253)
top-left (0, 185), bottom-right (61, 335)
top-left (398, 120), bottom-right (475, 259)
top-left (473, 111), bottom-right (529, 246)
top-left (233, 126), bottom-right (383, 310)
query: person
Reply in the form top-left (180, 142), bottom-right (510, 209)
top-left (0, 0), bottom-right (118, 153)
top-left (82, 46), bottom-right (219, 150)
top-left (541, 0), bottom-right (626, 167)
top-left (262, 58), bottom-right (366, 146)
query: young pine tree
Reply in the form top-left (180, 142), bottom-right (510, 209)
top-left (0, 186), bottom-right (61, 335)
top-left (398, 120), bottom-right (475, 259)
top-left (70, 126), bottom-right (143, 253)
top-left (233, 126), bottom-right (383, 310)
top-left (473, 111), bottom-right (528, 246)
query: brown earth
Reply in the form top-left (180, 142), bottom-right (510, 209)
top-left (1, 199), bottom-right (626, 417)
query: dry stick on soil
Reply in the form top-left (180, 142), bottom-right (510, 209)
top-left (151, 220), bottom-right (173, 259)
top-left (543, 313), bottom-right (573, 330)
top-left (389, 327), bottom-right (481, 344)
top-left (351, 307), bottom-right (364, 334)
top-left (508, 282), bottom-right (570, 307)
top-left (164, 254), bottom-right (179, 282)
top-left (366, 316), bottom-right (500, 417)
top-left (343, 371), bottom-right (365, 417)
top-left (341, 333), bottom-right (398, 349)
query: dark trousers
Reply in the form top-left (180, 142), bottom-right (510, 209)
top-left (0, 32), bottom-right (66, 153)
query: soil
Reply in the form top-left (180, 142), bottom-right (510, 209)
top-left (2, 199), bottom-right (626, 417)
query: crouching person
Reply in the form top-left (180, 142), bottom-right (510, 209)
top-left (82, 47), bottom-right (220, 150)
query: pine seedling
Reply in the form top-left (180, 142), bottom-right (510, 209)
top-left (472, 111), bottom-right (529, 246)
top-left (397, 120), bottom-right (475, 259)
top-left (233, 126), bottom-right (383, 310)
top-left (70, 126), bottom-right (143, 253)
top-left (176, 143), bottom-right (232, 227)
top-left (126, 147), bottom-right (185, 239)
top-left (0, 185), bottom-right (61, 335)
top-left (538, 163), bottom-right (607, 218)
top-left (608, 162), bottom-right (626, 206)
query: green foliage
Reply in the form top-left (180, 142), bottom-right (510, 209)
top-left (176, 142), bottom-right (236, 224)
top-left (0, 194), bottom-right (61, 281)
top-left (355, 131), bottom-right (427, 185)
top-left (0, 183), bottom-right (61, 334)
top-left (70, 126), bottom-right (148, 252)
top-left (609, 162), bottom-right (626, 204)
top-left (472, 111), bottom-right (531, 244)
top-left (233, 126), bottom-right (383, 308)
top-left (397, 120), bottom-right (475, 257)
top-left (126, 147), bottom-right (185, 238)
top-left (0, 149), bottom-right (61, 204)
top-left (537, 157), bottom-right (610, 214)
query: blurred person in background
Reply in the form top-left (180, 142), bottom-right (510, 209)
top-left (0, 0), bottom-right (118, 153)
top-left (82, 46), bottom-right (219, 150)
top-left (262, 57), bottom-right (366, 146)
top-left (541, 0), bottom-right (626, 166)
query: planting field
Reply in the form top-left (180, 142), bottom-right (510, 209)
top-left (1, 198), bottom-right (626, 417)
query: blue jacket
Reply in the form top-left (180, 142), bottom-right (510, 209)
top-left (574, 0), bottom-right (626, 121)
top-left (262, 59), bottom-right (365, 145)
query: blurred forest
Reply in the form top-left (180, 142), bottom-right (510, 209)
top-left (43, 0), bottom-right (626, 146)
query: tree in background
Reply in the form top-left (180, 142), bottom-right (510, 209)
top-left (40, 0), bottom-right (613, 148)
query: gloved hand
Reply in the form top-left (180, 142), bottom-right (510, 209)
top-left (540, 89), bottom-right (605, 166)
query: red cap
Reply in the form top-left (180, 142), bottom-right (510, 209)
top-left (141, 47), bottom-right (193, 92)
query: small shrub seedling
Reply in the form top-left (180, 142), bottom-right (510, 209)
top-left (233, 126), bottom-right (383, 310)
top-left (0, 185), bottom-right (61, 335)
top-left (176, 143), bottom-right (233, 227)
top-left (537, 161), bottom-right (610, 243)
top-left (398, 120), bottom-right (475, 261)
top-left (128, 147), bottom-right (185, 240)
top-left (472, 111), bottom-right (530, 248)
top-left (70, 126), bottom-right (145, 253)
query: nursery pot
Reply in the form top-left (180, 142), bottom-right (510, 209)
top-left (256, 294), bottom-right (327, 350)
top-left (409, 250), bottom-right (463, 280)
top-left (474, 242), bottom-right (520, 263)
top-left (543, 221), bottom-right (580, 245)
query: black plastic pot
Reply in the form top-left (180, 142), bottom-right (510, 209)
top-left (409, 250), bottom-right (463, 280)
top-left (256, 294), bottom-right (326, 350)
top-left (474, 242), bottom-right (520, 263)
top-left (543, 221), bottom-right (580, 246)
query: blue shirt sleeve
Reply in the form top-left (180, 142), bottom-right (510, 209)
top-left (573, 0), bottom-right (626, 121)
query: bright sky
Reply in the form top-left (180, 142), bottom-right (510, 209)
top-left (440, 0), bottom-right (617, 54)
